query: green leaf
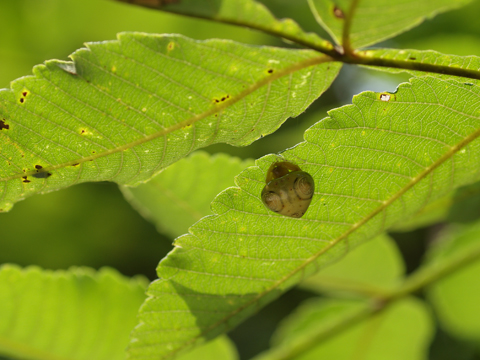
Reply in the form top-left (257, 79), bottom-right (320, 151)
top-left (0, 265), bottom-right (147, 360)
top-left (128, 77), bottom-right (480, 359)
top-left (427, 221), bottom-right (480, 343)
top-left (402, 34), bottom-right (480, 58)
top-left (112, 0), bottom-right (334, 53)
top-left (301, 233), bottom-right (404, 296)
top-left (264, 297), bottom-right (433, 360)
top-left (447, 180), bottom-right (480, 223)
top-left (389, 193), bottom-right (451, 231)
top-left (177, 335), bottom-right (238, 360)
top-left (256, 0), bottom-right (330, 36)
top-left (0, 32), bottom-right (341, 212)
top-left (121, 151), bottom-right (254, 239)
top-left (392, 179), bottom-right (480, 231)
top-left (308, 0), bottom-right (473, 49)
top-left (358, 48), bottom-right (480, 82)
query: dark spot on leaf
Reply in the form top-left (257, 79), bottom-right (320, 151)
top-left (214, 95), bottom-right (230, 103)
top-left (72, 163), bottom-right (80, 167)
top-left (91, 151), bottom-right (96, 154)
top-left (81, 129), bottom-right (86, 134)
top-left (22, 176), bottom-right (30, 183)
top-left (409, 57), bottom-right (416, 60)
top-left (22, 92), bottom-right (27, 97)
top-left (267, 69), bottom-right (274, 74)
top-left (0, 119), bottom-right (9, 130)
top-left (32, 172), bottom-right (52, 179)
top-left (333, 6), bottom-right (344, 18)
top-left (35, 165), bottom-right (43, 170)
top-left (19, 98), bottom-right (24, 103)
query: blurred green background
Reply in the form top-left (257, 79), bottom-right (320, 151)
top-left (1, 1), bottom-right (479, 359)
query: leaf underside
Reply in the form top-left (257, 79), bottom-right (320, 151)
top-left (0, 265), bottom-right (146, 360)
top-left (0, 32), bottom-right (340, 212)
top-left (266, 297), bottom-right (432, 360)
top-left (427, 221), bottom-right (480, 343)
top-left (309, 0), bottom-right (474, 49)
top-left (360, 48), bottom-right (480, 82)
top-left (113, 0), bottom-right (333, 52)
top-left (121, 151), bottom-right (255, 239)
top-left (128, 76), bottom-right (480, 359)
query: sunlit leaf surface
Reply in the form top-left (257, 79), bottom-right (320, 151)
top-left (128, 77), bottom-right (480, 359)
top-left (0, 265), bottom-right (147, 360)
top-left (309, 0), bottom-right (473, 49)
top-left (0, 32), bottom-right (340, 212)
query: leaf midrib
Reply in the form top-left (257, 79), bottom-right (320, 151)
top-left (159, 83), bottom-right (480, 359)
top-left (1, 54), bottom-right (333, 183)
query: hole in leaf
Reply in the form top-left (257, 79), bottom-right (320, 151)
top-left (380, 93), bottom-right (391, 102)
